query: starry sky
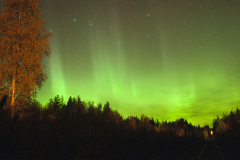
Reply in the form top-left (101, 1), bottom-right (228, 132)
top-left (21, 0), bottom-right (240, 126)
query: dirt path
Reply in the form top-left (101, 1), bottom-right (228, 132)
top-left (198, 140), bottom-right (225, 160)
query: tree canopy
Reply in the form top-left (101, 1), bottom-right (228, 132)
top-left (0, 0), bottom-right (52, 115)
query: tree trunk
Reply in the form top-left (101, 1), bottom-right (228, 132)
top-left (11, 76), bottom-right (16, 117)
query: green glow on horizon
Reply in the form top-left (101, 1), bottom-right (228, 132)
top-left (37, 0), bottom-right (240, 127)
top-left (49, 42), bottom-right (66, 97)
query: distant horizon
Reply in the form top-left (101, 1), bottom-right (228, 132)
top-left (36, 93), bottom-right (239, 127)
top-left (33, 0), bottom-right (240, 128)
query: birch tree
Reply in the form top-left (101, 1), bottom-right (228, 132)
top-left (0, 0), bottom-right (52, 116)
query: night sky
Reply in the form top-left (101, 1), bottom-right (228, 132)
top-left (16, 0), bottom-right (240, 126)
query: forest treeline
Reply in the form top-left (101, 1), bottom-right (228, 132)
top-left (0, 95), bottom-right (240, 159)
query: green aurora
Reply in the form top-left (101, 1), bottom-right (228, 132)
top-left (35, 0), bottom-right (240, 127)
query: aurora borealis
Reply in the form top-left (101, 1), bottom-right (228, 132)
top-left (35, 0), bottom-right (240, 126)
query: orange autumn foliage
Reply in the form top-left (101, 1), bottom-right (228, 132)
top-left (0, 0), bottom-right (52, 115)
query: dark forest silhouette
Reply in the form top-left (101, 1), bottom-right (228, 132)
top-left (0, 95), bottom-right (240, 159)
top-left (1, 0), bottom-right (240, 159)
